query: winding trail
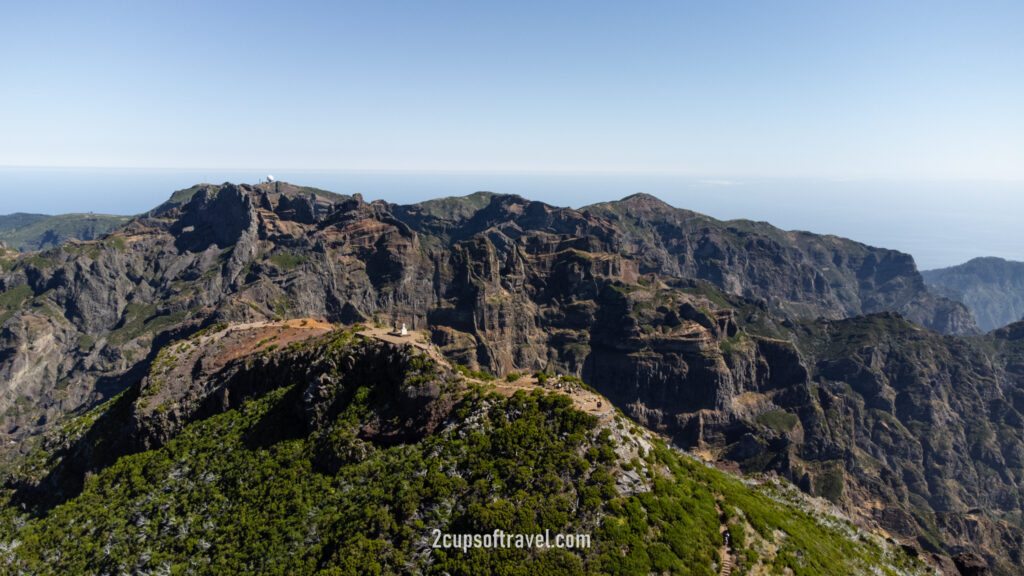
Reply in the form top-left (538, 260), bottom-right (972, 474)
top-left (361, 326), bottom-right (617, 419)
top-left (715, 501), bottom-right (735, 576)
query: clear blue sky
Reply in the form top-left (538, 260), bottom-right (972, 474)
top-left (2, 1), bottom-right (1023, 179)
top-left (2, 1), bottom-right (1023, 269)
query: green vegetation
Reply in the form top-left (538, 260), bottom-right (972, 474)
top-left (677, 280), bottom-right (735, 310)
top-left (454, 364), bottom-right (496, 381)
top-left (0, 213), bottom-right (129, 252)
top-left (62, 242), bottom-right (101, 259)
top-left (505, 372), bottom-right (521, 382)
top-left (756, 409), bottom-right (799, 433)
top-left (0, 284), bottom-right (34, 324)
top-left (719, 333), bottom-right (748, 355)
top-left (0, 213), bottom-right (48, 233)
top-left (107, 303), bottom-right (190, 346)
top-left (0, 284), bottom-right (34, 309)
top-left (813, 466), bottom-right (845, 503)
top-left (268, 251), bottom-right (307, 270)
top-left (107, 235), bottom-right (127, 253)
top-left (297, 186), bottom-right (349, 202)
top-left (166, 184), bottom-right (217, 205)
top-left (414, 191), bottom-right (497, 219)
top-left (0, 335), bottom-right (932, 575)
top-left (19, 254), bottom-right (55, 270)
top-left (76, 333), bottom-right (95, 351)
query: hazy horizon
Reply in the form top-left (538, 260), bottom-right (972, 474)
top-left (0, 166), bottom-right (1020, 271)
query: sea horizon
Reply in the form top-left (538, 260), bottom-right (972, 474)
top-left (1, 166), bottom-right (1021, 271)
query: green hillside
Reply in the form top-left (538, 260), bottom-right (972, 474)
top-left (0, 329), bottom-right (933, 575)
top-left (0, 212), bottom-right (130, 252)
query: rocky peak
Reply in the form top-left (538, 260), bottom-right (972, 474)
top-left (166, 183), bottom-right (258, 252)
top-left (617, 192), bottom-right (674, 211)
top-left (993, 319), bottom-right (1024, 341)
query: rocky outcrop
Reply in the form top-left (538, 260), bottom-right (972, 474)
top-left (124, 325), bottom-right (457, 453)
top-left (955, 552), bottom-right (992, 576)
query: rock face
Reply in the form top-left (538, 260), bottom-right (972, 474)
top-left (123, 324), bottom-right (456, 454)
top-left (923, 257), bottom-right (1024, 332)
top-left (582, 193), bottom-right (978, 335)
top-left (1, 182), bottom-right (1017, 572)
top-left (954, 552), bottom-right (992, 576)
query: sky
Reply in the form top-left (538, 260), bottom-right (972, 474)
top-left (1, 1), bottom-right (1023, 269)
top-left (2, 1), bottom-right (1023, 177)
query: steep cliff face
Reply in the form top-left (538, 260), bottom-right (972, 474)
top-left (924, 257), bottom-right (1024, 332)
top-left (582, 194), bottom-right (977, 335)
top-left (575, 287), bottom-right (1024, 573)
top-left (791, 315), bottom-right (1024, 571)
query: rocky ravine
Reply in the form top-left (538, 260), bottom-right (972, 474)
top-left (0, 182), bottom-right (1015, 573)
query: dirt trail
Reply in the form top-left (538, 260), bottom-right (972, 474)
top-left (489, 375), bottom-right (616, 419)
top-left (359, 326), bottom-right (615, 419)
top-left (715, 501), bottom-right (734, 576)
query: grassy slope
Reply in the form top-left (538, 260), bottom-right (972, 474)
top-left (413, 191), bottom-right (499, 219)
top-left (0, 213), bottom-right (130, 252)
top-left (0, 214), bottom-right (49, 233)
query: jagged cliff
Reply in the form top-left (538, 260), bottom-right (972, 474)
top-left (0, 182), bottom-right (1016, 573)
top-left (583, 193), bottom-right (977, 335)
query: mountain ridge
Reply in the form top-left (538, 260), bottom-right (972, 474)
top-left (923, 257), bottom-right (1024, 332)
top-left (0, 182), bottom-right (1016, 573)
top-left (0, 212), bottom-right (130, 252)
